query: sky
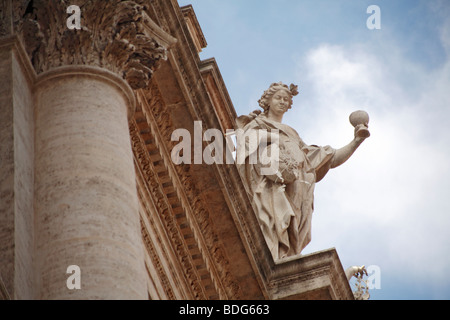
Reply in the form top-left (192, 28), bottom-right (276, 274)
top-left (178, 0), bottom-right (450, 300)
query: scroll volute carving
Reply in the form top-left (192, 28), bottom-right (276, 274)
top-left (14, 0), bottom-right (176, 89)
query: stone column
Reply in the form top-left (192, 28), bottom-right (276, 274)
top-left (11, 0), bottom-right (175, 300)
top-left (34, 66), bottom-right (147, 299)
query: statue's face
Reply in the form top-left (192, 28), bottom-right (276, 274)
top-left (269, 90), bottom-right (291, 116)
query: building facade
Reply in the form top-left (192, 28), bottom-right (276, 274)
top-left (0, 0), bottom-right (353, 300)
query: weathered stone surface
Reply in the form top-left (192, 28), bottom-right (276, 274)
top-left (0, 37), bottom-right (35, 300)
top-left (13, 0), bottom-right (175, 90)
top-left (1, 0), bottom-right (355, 301)
top-left (268, 248), bottom-right (354, 300)
top-left (34, 66), bottom-right (146, 299)
top-left (0, 0), bottom-right (13, 37)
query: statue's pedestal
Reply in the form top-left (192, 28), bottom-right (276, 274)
top-left (266, 248), bottom-right (354, 300)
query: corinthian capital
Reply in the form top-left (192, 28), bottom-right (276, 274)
top-left (14, 0), bottom-right (176, 89)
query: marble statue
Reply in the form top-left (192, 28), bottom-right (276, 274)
top-left (345, 265), bottom-right (371, 300)
top-left (345, 265), bottom-right (368, 281)
top-left (236, 82), bottom-right (370, 261)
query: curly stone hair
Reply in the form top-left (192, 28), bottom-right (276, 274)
top-left (258, 82), bottom-right (299, 113)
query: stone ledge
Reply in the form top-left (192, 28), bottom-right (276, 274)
top-left (267, 248), bottom-right (354, 300)
top-left (214, 161), bottom-right (354, 299)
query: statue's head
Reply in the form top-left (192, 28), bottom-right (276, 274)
top-left (258, 82), bottom-right (299, 114)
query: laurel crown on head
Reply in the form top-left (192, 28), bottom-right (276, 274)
top-left (258, 82), bottom-right (299, 113)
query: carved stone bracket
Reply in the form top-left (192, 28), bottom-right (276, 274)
top-left (13, 0), bottom-right (176, 90)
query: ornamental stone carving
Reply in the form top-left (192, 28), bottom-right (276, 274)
top-left (11, 0), bottom-right (176, 89)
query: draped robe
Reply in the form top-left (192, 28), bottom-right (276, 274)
top-left (236, 114), bottom-right (335, 261)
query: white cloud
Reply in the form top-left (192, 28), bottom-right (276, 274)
top-left (294, 36), bottom-right (450, 289)
top-left (184, 0), bottom-right (450, 298)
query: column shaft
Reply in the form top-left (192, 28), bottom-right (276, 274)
top-left (34, 66), bottom-right (146, 299)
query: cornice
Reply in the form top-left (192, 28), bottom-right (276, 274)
top-left (0, 0), bottom-right (13, 37)
top-left (131, 80), bottom-right (243, 299)
top-left (130, 112), bottom-right (209, 300)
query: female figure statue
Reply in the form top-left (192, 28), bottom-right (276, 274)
top-left (236, 82), bottom-right (369, 261)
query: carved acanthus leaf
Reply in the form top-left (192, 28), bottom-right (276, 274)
top-left (14, 0), bottom-right (175, 89)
